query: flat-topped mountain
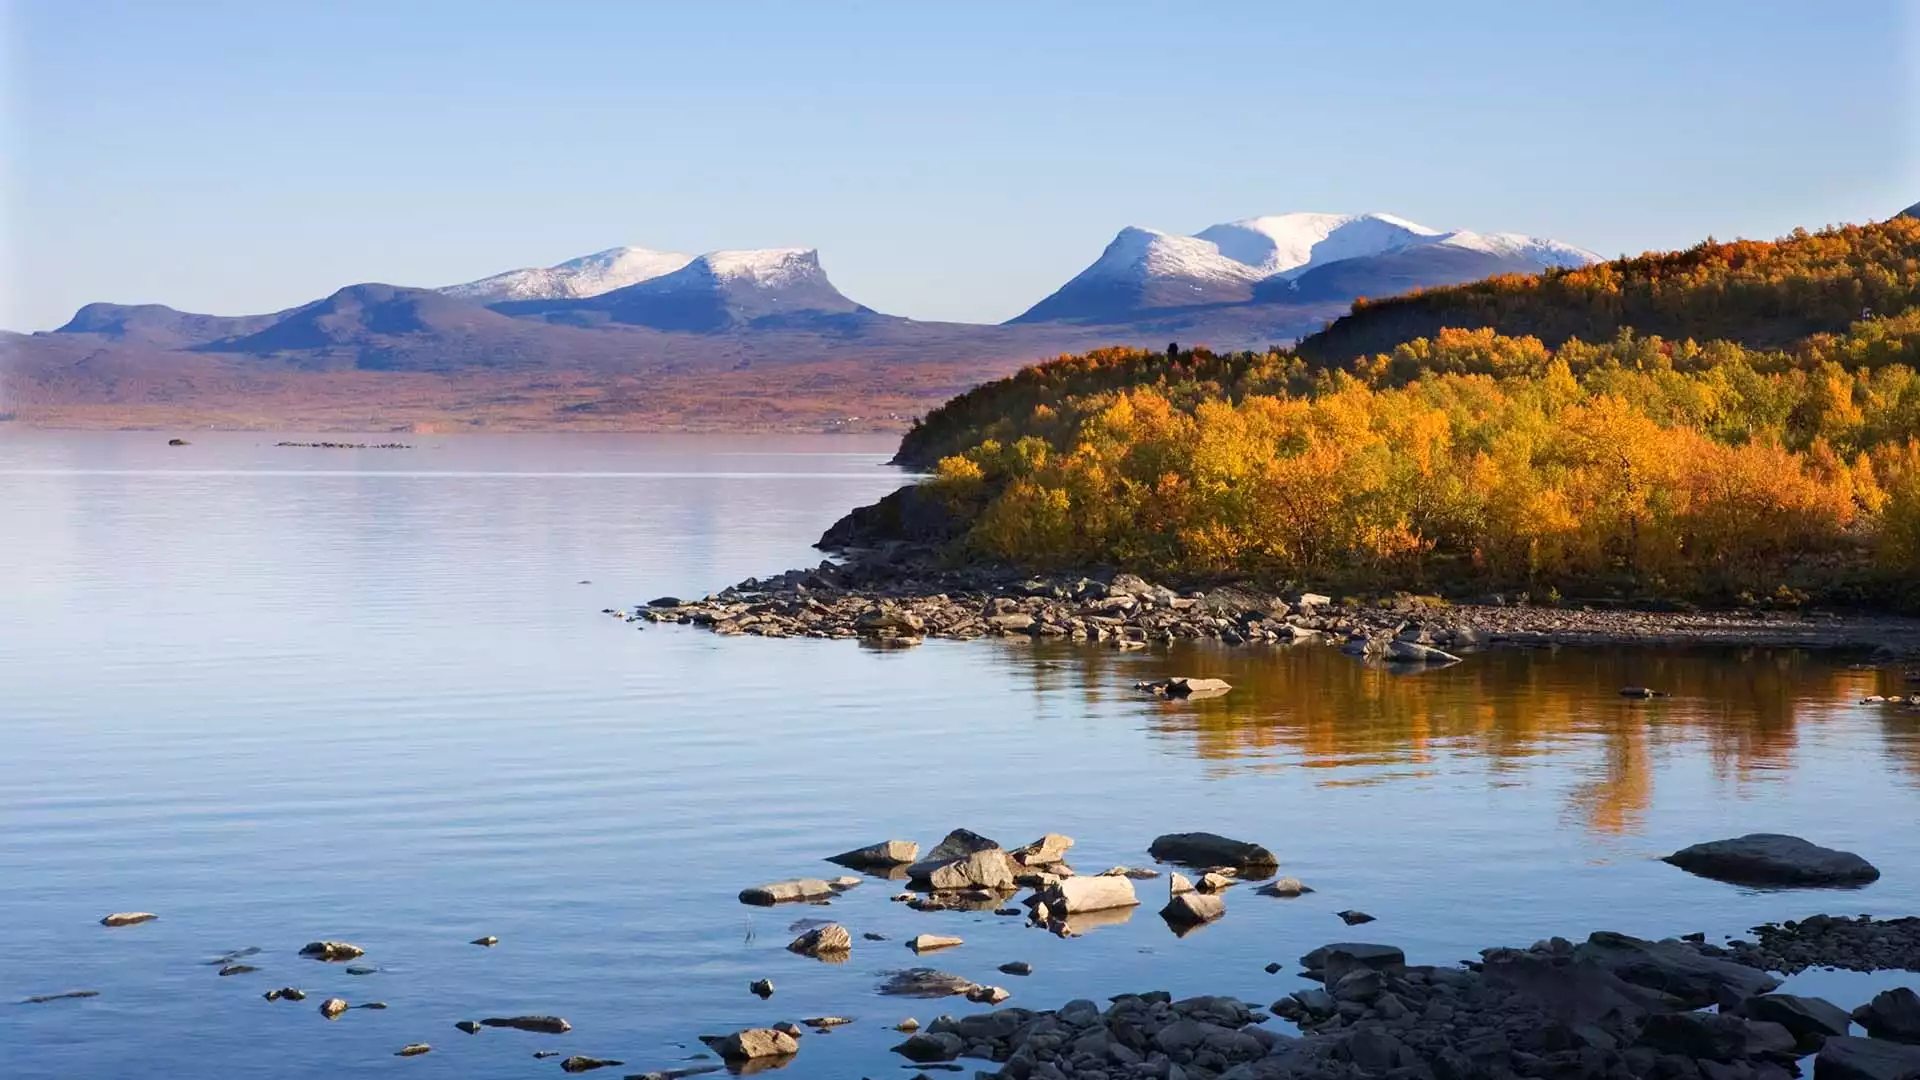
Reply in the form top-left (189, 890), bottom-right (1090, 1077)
top-left (499, 248), bottom-right (876, 333)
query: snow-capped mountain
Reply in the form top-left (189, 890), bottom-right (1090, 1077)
top-left (1195, 212), bottom-right (1443, 279)
top-left (1011, 227), bottom-right (1263, 324)
top-left (440, 246), bottom-right (693, 302)
top-left (1427, 230), bottom-right (1598, 268)
top-left (1012, 212), bottom-right (1600, 325)
top-left (496, 247), bottom-right (874, 333)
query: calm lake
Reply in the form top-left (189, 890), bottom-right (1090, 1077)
top-left (3, 431), bottom-right (1917, 1080)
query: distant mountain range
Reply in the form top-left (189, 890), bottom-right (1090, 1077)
top-left (1012, 213), bottom-right (1598, 324)
top-left (5, 210), bottom-right (1603, 430)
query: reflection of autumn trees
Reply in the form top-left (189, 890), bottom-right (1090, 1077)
top-left (1013, 644), bottom-right (1916, 835)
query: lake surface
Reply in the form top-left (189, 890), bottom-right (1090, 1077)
top-left (3, 431), bottom-right (1917, 1080)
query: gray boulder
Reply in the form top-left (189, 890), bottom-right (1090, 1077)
top-left (891, 1031), bottom-right (963, 1062)
top-left (1816, 1036), bottom-right (1920, 1080)
top-left (908, 829), bottom-right (1015, 891)
top-left (1160, 891), bottom-right (1225, 929)
top-left (1300, 943), bottom-right (1405, 975)
top-left (827, 840), bottom-right (919, 869)
top-left (1664, 834), bottom-right (1880, 886)
top-left (703, 1028), bottom-right (798, 1061)
top-left (1036, 875), bottom-right (1138, 915)
top-left (1745, 993), bottom-right (1854, 1049)
top-left (920, 848), bottom-right (1016, 891)
top-left (1012, 832), bottom-right (1074, 865)
top-left (785, 924), bottom-right (851, 958)
top-left (1638, 1012), bottom-right (1794, 1062)
top-left (1857, 988), bottom-right (1920, 1045)
top-left (1148, 832), bottom-right (1278, 872)
top-left (1575, 931), bottom-right (1778, 1008)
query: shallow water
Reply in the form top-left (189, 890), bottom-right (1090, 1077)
top-left (2, 431), bottom-right (1916, 1079)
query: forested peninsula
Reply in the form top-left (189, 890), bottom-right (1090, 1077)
top-left (882, 216), bottom-right (1920, 612)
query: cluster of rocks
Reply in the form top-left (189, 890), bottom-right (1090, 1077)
top-left (620, 562), bottom-right (1920, 659)
top-left (928, 931), bottom-right (1920, 1080)
top-left (755, 828), bottom-right (1289, 946)
top-left (1702, 914), bottom-right (1920, 975)
top-left (627, 569), bottom-right (1484, 656)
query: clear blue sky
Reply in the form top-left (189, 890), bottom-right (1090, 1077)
top-left (3, 0), bottom-right (1915, 331)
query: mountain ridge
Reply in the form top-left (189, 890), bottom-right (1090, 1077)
top-left (1010, 212), bottom-right (1599, 325)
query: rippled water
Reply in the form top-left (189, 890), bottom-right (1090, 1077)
top-left (2, 431), bottom-right (1916, 1079)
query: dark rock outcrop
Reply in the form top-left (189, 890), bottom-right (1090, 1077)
top-left (1664, 834), bottom-right (1881, 887)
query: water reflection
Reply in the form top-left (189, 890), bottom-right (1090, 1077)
top-left (1009, 641), bottom-right (1917, 835)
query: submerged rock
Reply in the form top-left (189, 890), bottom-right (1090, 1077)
top-left (1148, 831), bottom-right (1278, 872)
top-left (998, 961), bottom-right (1032, 976)
top-left (455, 1020), bottom-right (482, 1034)
top-left (20, 990), bottom-right (99, 1004)
top-left (906, 933), bottom-right (963, 953)
top-left (1258, 876), bottom-right (1312, 897)
top-left (299, 941), bottom-right (366, 962)
top-left (394, 1044), bottom-right (431, 1057)
top-left (876, 968), bottom-right (976, 998)
top-left (1665, 834), bottom-right (1881, 886)
top-left (480, 1015), bottom-right (572, 1034)
top-left (1338, 909), bottom-right (1377, 925)
top-left (738, 878), bottom-right (841, 906)
top-left (99, 912), bottom-right (157, 927)
top-left (470, 935), bottom-right (498, 947)
top-left (1137, 676), bottom-right (1232, 698)
top-left (558, 1056), bottom-right (624, 1072)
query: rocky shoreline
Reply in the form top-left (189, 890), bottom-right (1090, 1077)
top-left (622, 558), bottom-right (1920, 666)
top-left (951, 924), bottom-right (1920, 1080)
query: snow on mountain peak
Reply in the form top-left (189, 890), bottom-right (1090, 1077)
top-left (1432, 230), bottom-right (1601, 268)
top-left (441, 246), bottom-right (692, 302)
top-left (1196, 212), bottom-right (1445, 278)
top-left (1087, 226), bottom-right (1263, 285)
top-left (694, 247), bottom-right (824, 285)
